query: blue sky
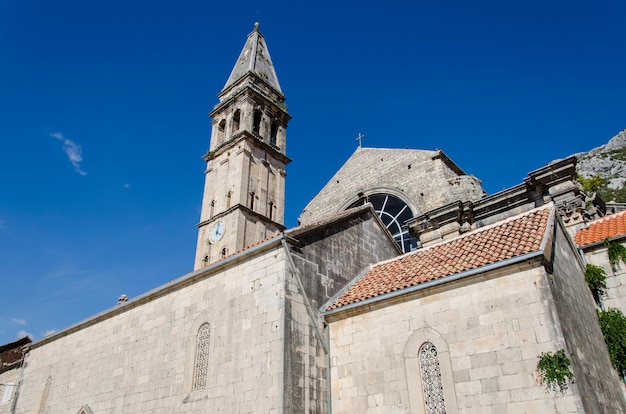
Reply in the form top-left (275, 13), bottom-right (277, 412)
top-left (0, 0), bottom-right (625, 344)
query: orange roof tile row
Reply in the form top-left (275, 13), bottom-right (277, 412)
top-left (574, 211), bottom-right (626, 246)
top-left (326, 206), bottom-right (552, 311)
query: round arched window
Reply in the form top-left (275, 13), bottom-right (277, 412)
top-left (348, 193), bottom-right (417, 253)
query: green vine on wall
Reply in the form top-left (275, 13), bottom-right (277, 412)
top-left (605, 238), bottom-right (626, 271)
top-left (597, 308), bottom-right (626, 381)
top-left (585, 264), bottom-right (607, 306)
top-left (536, 349), bottom-right (575, 393)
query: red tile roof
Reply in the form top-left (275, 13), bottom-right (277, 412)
top-left (326, 205), bottom-right (553, 311)
top-left (574, 211), bottom-right (626, 246)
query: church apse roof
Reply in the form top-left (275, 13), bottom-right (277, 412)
top-left (222, 23), bottom-right (282, 94)
top-left (324, 204), bottom-right (554, 312)
top-left (574, 210), bottom-right (626, 246)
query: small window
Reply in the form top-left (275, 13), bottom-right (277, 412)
top-left (1, 384), bottom-right (15, 404)
top-left (270, 122), bottom-right (278, 145)
top-left (250, 192), bottom-right (255, 210)
top-left (419, 342), bottom-right (446, 414)
top-left (232, 110), bottom-right (240, 134)
top-left (193, 323), bottom-right (211, 391)
top-left (253, 110), bottom-right (262, 135)
top-left (217, 119), bottom-right (226, 142)
top-left (210, 200), bottom-right (216, 218)
top-left (268, 201), bottom-right (274, 220)
top-left (221, 247), bottom-right (227, 259)
top-left (37, 376), bottom-right (52, 414)
top-left (226, 191), bottom-right (232, 209)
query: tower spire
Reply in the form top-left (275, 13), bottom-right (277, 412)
top-left (222, 22), bottom-right (283, 94)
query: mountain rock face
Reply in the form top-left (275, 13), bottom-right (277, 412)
top-left (575, 129), bottom-right (626, 191)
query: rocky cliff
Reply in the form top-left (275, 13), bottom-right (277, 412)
top-left (574, 129), bottom-right (626, 202)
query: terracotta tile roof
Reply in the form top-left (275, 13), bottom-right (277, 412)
top-left (326, 205), bottom-right (553, 311)
top-left (574, 211), bottom-right (626, 246)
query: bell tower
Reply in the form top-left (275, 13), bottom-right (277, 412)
top-left (194, 23), bottom-right (291, 269)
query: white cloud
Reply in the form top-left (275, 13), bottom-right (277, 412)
top-left (17, 330), bottom-right (33, 340)
top-left (51, 132), bottom-right (87, 176)
top-left (42, 329), bottom-right (56, 337)
top-left (10, 318), bottom-right (26, 325)
top-left (123, 183), bottom-right (131, 189)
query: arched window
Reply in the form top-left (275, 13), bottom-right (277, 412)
top-left (210, 200), bottom-right (216, 218)
top-left (232, 109), bottom-right (240, 134)
top-left (253, 110), bottom-right (262, 135)
top-left (268, 201), bottom-right (274, 220)
top-left (37, 376), bottom-right (52, 414)
top-left (419, 342), bottom-right (446, 414)
top-left (217, 119), bottom-right (226, 142)
top-left (193, 323), bottom-right (211, 391)
top-left (348, 193), bottom-right (417, 253)
top-left (221, 247), bottom-right (227, 258)
top-left (250, 192), bottom-right (255, 210)
top-left (270, 122), bottom-right (278, 145)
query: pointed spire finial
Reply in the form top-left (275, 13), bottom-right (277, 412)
top-left (254, 22), bottom-right (260, 31)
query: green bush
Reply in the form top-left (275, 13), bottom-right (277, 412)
top-left (585, 264), bottom-right (607, 305)
top-left (597, 308), bottom-right (626, 380)
top-left (536, 349), bottom-right (575, 392)
top-left (605, 239), bottom-right (626, 270)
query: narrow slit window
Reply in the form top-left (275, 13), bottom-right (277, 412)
top-left (270, 122), bottom-right (278, 145)
top-left (253, 110), bottom-right (262, 135)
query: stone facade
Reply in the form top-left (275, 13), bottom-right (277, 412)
top-left (324, 219), bottom-right (626, 413)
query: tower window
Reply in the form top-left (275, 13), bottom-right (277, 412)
top-left (250, 192), bottom-right (255, 210)
top-left (193, 323), bottom-right (211, 391)
top-left (210, 200), bottom-right (216, 218)
top-left (232, 109), bottom-right (240, 134)
top-left (253, 110), bottom-right (262, 135)
top-left (270, 122), bottom-right (278, 145)
top-left (226, 191), bottom-right (232, 209)
top-left (217, 119), bottom-right (226, 142)
top-left (221, 247), bottom-right (227, 258)
top-left (268, 201), bottom-right (274, 220)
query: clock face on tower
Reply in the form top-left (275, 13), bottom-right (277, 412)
top-left (209, 221), bottom-right (225, 243)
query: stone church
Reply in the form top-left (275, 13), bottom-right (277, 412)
top-left (4, 24), bottom-right (626, 413)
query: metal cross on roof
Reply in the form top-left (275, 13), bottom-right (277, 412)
top-left (356, 133), bottom-right (364, 147)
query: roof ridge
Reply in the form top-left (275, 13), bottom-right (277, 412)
top-left (408, 203), bottom-right (554, 255)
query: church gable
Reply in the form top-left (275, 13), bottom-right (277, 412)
top-left (325, 204), bottom-right (554, 312)
top-left (299, 147), bottom-right (485, 226)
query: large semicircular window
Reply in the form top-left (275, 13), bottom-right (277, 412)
top-left (348, 193), bottom-right (417, 253)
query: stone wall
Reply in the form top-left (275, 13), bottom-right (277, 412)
top-left (16, 244), bottom-right (290, 414)
top-left (326, 261), bottom-right (584, 413)
top-left (583, 240), bottom-right (626, 314)
top-left (549, 222), bottom-right (626, 412)
top-left (0, 368), bottom-right (21, 414)
top-left (282, 207), bottom-right (400, 413)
